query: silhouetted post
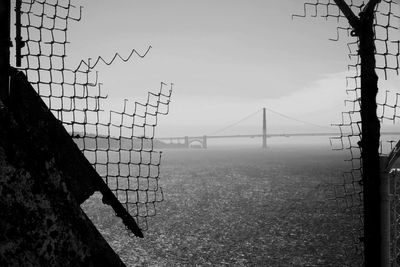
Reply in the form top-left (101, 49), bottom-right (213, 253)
top-left (383, 140), bottom-right (400, 266)
top-left (358, 3), bottom-right (382, 267)
top-left (15, 0), bottom-right (23, 67)
top-left (0, 0), bottom-right (10, 103)
top-left (333, 1), bottom-right (382, 266)
top-left (380, 157), bottom-right (390, 267)
top-left (262, 107), bottom-right (267, 149)
top-left (202, 135), bottom-right (207, 149)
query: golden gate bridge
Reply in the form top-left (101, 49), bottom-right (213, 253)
top-left (156, 107), bottom-right (399, 148)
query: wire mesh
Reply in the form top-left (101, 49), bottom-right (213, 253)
top-left (15, 0), bottom-right (172, 232)
top-left (295, 0), bottom-right (400, 264)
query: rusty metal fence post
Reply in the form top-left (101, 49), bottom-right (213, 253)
top-left (381, 156), bottom-right (391, 267)
top-left (384, 141), bottom-right (400, 266)
top-left (390, 168), bottom-right (400, 266)
top-left (0, 0), bottom-right (10, 103)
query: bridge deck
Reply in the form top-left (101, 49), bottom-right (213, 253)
top-left (156, 132), bottom-right (400, 140)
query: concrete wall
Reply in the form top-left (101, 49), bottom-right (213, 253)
top-left (0, 71), bottom-right (126, 266)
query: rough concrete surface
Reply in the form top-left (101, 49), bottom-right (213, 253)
top-left (0, 72), bottom-right (125, 266)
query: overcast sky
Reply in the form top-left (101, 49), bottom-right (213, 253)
top-left (65, 0), bottom-right (400, 137)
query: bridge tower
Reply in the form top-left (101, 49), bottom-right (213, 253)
top-left (202, 135), bottom-right (207, 149)
top-left (184, 136), bottom-right (189, 148)
top-left (262, 107), bottom-right (267, 149)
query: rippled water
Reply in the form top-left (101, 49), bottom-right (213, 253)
top-left (83, 145), bottom-right (360, 266)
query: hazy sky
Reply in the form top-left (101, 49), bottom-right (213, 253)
top-left (65, 0), bottom-right (400, 137)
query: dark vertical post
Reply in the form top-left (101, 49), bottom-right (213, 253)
top-left (380, 157), bottom-right (390, 267)
top-left (332, 1), bottom-right (382, 266)
top-left (0, 0), bottom-right (11, 103)
top-left (358, 7), bottom-right (382, 267)
top-left (262, 107), bottom-right (267, 149)
top-left (15, 0), bottom-right (22, 67)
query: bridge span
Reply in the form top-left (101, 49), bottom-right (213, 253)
top-left (156, 108), bottom-right (399, 149)
top-left (156, 132), bottom-right (400, 149)
top-left (156, 132), bottom-right (338, 149)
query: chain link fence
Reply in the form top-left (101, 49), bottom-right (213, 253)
top-left (295, 0), bottom-right (400, 265)
top-left (16, 0), bottom-right (172, 233)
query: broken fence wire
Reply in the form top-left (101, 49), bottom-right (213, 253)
top-left (295, 0), bottom-right (400, 264)
top-left (16, 0), bottom-right (172, 232)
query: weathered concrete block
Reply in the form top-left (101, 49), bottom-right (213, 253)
top-left (0, 72), bottom-right (126, 266)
